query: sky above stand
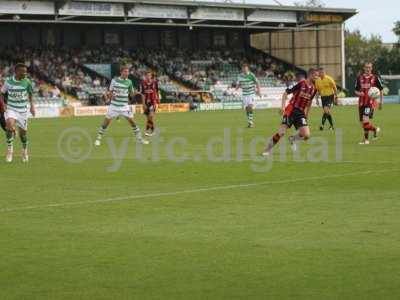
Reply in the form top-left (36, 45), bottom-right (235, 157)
top-left (206, 0), bottom-right (398, 42)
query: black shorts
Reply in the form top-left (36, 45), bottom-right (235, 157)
top-left (282, 108), bottom-right (308, 130)
top-left (359, 106), bottom-right (374, 122)
top-left (321, 95), bottom-right (335, 108)
top-left (144, 103), bottom-right (156, 116)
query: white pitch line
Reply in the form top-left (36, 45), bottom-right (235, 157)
top-left (8, 154), bottom-right (399, 165)
top-left (1, 168), bottom-right (399, 214)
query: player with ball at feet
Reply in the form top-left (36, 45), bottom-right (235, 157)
top-left (355, 62), bottom-right (383, 145)
top-left (263, 68), bottom-right (318, 156)
top-left (95, 65), bottom-right (149, 146)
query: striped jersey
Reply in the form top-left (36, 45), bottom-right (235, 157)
top-left (139, 79), bottom-right (159, 105)
top-left (1, 76), bottom-right (33, 113)
top-left (238, 72), bottom-right (259, 96)
top-left (355, 74), bottom-right (383, 107)
top-left (285, 80), bottom-right (317, 113)
top-left (109, 77), bottom-right (134, 107)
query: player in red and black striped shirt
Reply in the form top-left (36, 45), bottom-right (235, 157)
top-left (140, 71), bottom-right (159, 137)
top-left (355, 62), bottom-right (383, 145)
top-left (263, 68), bottom-right (319, 156)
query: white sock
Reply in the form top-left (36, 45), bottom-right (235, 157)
top-left (293, 134), bottom-right (305, 141)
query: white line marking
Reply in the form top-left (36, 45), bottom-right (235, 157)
top-left (1, 168), bottom-right (399, 213)
top-left (7, 154), bottom-right (399, 165)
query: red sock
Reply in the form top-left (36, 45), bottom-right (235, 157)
top-left (148, 120), bottom-right (154, 132)
top-left (363, 122), bottom-right (376, 132)
top-left (369, 124), bottom-right (376, 133)
top-left (363, 129), bottom-right (369, 140)
top-left (363, 122), bottom-right (376, 140)
top-left (266, 133), bottom-right (281, 152)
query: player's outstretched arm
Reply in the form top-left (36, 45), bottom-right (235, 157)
top-left (256, 83), bottom-right (262, 97)
top-left (332, 79), bottom-right (338, 104)
top-left (29, 94), bottom-right (35, 117)
top-left (27, 81), bottom-right (35, 117)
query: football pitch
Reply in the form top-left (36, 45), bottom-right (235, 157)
top-left (1, 105), bottom-right (400, 300)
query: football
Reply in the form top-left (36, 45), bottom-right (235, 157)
top-left (368, 87), bottom-right (381, 99)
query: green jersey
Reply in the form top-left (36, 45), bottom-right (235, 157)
top-left (109, 77), bottom-right (134, 107)
top-left (238, 72), bottom-right (259, 96)
top-left (1, 76), bottom-right (33, 113)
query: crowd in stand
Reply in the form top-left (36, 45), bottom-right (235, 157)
top-left (0, 46), bottom-right (293, 104)
top-left (140, 48), bottom-right (289, 90)
top-left (0, 58), bottom-right (62, 100)
top-left (0, 47), bottom-right (108, 98)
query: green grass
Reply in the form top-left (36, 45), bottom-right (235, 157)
top-left (0, 105), bottom-right (399, 300)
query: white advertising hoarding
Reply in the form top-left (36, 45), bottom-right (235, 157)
top-left (30, 107), bottom-right (60, 118)
top-left (191, 7), bottom-right (244, 21)
top-left (59, 2), bottom-right (124, 17)
top-left (248, 10), bottom-right (297, 23)
top-left (128, 4), bottom-right (188, 19)
top-left (0, 1), bottom-right (54, 15)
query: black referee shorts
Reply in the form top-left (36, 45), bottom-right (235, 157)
top-left (321, 95), bottom-right (335, 108)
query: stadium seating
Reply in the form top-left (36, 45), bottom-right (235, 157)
top-left (1, 47), bottom-right (292, 104)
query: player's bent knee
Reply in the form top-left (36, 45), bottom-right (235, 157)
top-left (278, 129), bottom-right (286, 137)
top-left (6, 123), bottom-right (14, 132)
top-left (19, 129), bottom-right (27, 135)
top-left (299, 129), bottom-right (310, 140)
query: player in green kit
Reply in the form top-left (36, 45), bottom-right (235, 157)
top-left (0, 63), bottom-right (36, 163)
top-left (237, 63), bottom-right (261, 128)
top-left (95, 65), bottom-right (149, 146)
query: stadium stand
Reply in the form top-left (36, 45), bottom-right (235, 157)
top-left (0, 46), bottom-right (297, 105)
top-left (1, 57), bottom-right (66, 108)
